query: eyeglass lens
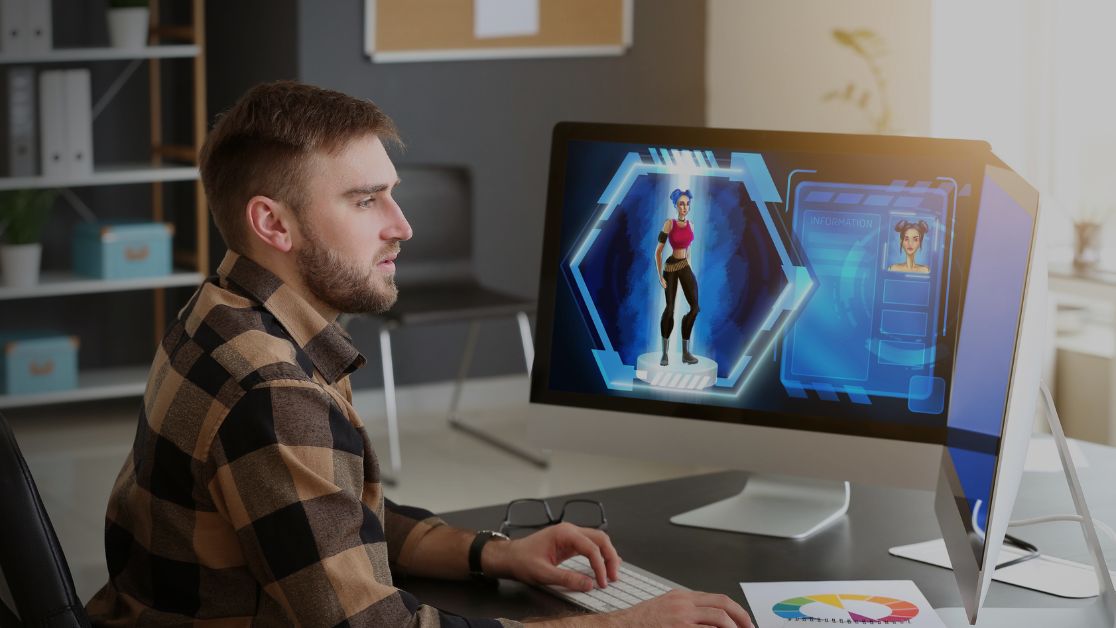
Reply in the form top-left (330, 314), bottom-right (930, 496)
top-left (559, 500), bottom-right (606, 529)
top-left (504, 499), bottom-right (554, 528)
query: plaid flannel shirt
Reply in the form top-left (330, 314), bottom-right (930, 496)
top-left (86, 252), bottom-right (522, 628)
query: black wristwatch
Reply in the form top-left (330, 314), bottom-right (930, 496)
top-left (468, 530), bottom-right (510, 582)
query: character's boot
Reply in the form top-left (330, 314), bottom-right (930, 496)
top-left (682, 340), bottom-right (698, 364)
top-left (660, 337), bottom-right (669, 366)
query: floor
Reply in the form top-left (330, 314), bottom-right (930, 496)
top-left (4, 375), bottom-right (713, 603)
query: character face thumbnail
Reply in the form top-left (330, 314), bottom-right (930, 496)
top-left (888, 218), bottom-right (932, 274)
top-left (902, 227), bottom-right (923, 256)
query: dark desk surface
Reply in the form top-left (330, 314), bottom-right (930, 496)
top-left (403, 439), bottom-right (1116, 623)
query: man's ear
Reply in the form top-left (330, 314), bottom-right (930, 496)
top-left (245, 195), bottom-right (297, 253)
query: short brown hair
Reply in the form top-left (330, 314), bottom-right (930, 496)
top-left (199, 81), bottom-right (401, 253)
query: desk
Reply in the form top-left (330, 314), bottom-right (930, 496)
top-left (403, 438), bottom-right (1116, 623)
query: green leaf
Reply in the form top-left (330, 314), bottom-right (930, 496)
top-left (832, 29), bottom-right (866, 55)
top-left (0, 189), bottom-right (58, 245)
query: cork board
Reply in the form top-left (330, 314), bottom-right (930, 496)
top-left (364, 0), bottom-right (632, 62)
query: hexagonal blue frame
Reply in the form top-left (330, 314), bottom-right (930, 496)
top-left (563, 149), bottom-right (814, 398)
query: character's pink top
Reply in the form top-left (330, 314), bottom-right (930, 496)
top-left (669, 219), bottom-right (693, 250)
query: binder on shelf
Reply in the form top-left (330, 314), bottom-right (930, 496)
top-left (38, 69), bottom-right (66, 176)
top-left (0, 0), bottom-right (28, 55)
top-left (24, 0), bottom-right (50, 53)
top-left (64, 69), bottom-right (93, 175)
top-left (7, 65), bottom-right (36, 176)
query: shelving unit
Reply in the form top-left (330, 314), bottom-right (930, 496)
top-left (0, 164), bottom-right (199, 191)
top-left (0, 0), bottom-right (208, 410)
top-left (0, 366), bottom-right (151, 409)
top-left (0, 270), bottom-right (203, 301)
top-left (0, 45), bottom-right (199, 65)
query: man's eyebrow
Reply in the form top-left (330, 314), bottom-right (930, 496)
top-left (342, 179), bottom-right (401, 197)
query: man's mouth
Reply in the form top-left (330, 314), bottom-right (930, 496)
top-left (377, 252), bottom-right (398, 271)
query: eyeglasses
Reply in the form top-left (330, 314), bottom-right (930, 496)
top-left (498, 498), bottom-right (608, 537)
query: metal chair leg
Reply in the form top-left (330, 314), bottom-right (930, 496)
top-left (379, 326), bottom-right (402, 485)
top-left (516, 311), bottom-right (534, 377)
top-left (448, 321), bottom-right (481, 421)
top-left (447, 316), bottom-right (548, 468)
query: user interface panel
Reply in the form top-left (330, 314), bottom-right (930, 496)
top-left (533, 126), bottom-right (990, 443)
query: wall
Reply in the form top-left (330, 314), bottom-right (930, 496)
top-left (207, 0), bottom-right (707, 387)
top-left (706, 0), bottom-right (930, 135)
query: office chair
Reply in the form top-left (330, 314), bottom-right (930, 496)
top-left (342, 166), bottom-right (546, 484)
top-left (0, 411), bottom-right (92, 628)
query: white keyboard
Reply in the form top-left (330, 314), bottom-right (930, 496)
top-left (545, 554), bottom-right (685, 613)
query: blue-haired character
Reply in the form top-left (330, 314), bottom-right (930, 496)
top-left (888, 219), bottom-right (931, 274)
top-left (654, 188), bottom-right (700, 366)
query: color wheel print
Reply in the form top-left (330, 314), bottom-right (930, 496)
top-left (773, 593), bottom-right (919, 623)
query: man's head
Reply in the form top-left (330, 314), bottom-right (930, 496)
top-left (199, 81), bottom-right (411, 317)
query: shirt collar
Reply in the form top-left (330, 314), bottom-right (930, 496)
top-left (217, 251), bottom-right (366, 383)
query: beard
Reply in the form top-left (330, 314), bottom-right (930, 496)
top-left (297, 227), bottom-right (400, 315)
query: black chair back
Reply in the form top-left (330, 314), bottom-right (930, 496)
top-left (391, 165), bottom-right (474, 285)
top-left (0, 411), bottom-right (91, 627)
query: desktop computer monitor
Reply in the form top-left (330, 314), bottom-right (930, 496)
top-left (528, 123), bottom-right (1043, 623)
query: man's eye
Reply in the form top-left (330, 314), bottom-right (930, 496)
top-left (358, 197), bottom-right (375, 208)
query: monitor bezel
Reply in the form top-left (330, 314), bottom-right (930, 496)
top-left (531, 122), bottom-right (994, 447)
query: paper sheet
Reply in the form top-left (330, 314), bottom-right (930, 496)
top-left (474, 0), bottom-right (539, 38)
top-left (740, 580), bottom-right (945, 627)
top-left (1024, 436), bottom-right (1089, 472)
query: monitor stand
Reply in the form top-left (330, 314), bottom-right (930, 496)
top-left (936, 381), bottom-right (1116, 627)
top-left (669, 475), bottom-right (850, 539)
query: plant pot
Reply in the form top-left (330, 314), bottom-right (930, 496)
top-left (107, 7), bottom-right (150, 49)
top-left (1073, 221), bottom-right (1103, 272)
top-left (0, 243), bottom-right (42, 287)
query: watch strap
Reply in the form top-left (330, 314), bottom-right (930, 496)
top-left (468, 530), bottom-right (508, 581)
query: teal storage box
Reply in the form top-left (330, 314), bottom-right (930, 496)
top-left (0, 333), bottom-right (79, 396)
top-left (73, 222), bottom-right (173, 279)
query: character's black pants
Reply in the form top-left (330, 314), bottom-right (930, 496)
top-left (661, 265), bottom-right (699, 340)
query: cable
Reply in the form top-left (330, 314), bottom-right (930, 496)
top-left (996, 534), bottom-right (1040, 570)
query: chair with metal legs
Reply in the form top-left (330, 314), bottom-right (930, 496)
top-left (344, 284), bottom-right (545, 485)
top-left (446, 310), bottom-right (542, 465)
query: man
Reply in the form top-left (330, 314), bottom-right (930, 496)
top-left (86, 81), bottom-right (752, 628)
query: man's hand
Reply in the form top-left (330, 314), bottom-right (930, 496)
top-left (482, 522), bottom-right (620, 591)
top-left (529, 590), bottom-right (754, 628)
top-left (481, 524), bottom-right (753, 627)
top-left (604, 590), bottom-right (754, 628)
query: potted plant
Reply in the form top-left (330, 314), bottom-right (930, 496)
top-left (1070, 203), bottom-right (1116, 273)
top-left (107, 0), bottom-right (150, 49)
top-left (821, 29), bottom-right (896, 135)
top-left (0, 189), bottom-right (58, 287)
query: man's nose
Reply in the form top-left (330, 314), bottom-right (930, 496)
top-left (385, 202), bottom-right (413, 241)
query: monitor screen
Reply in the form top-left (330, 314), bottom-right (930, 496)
top-left (532, 124), bottom-right (994, 446)
top-left (937, 161), bottom-right (1039, 572)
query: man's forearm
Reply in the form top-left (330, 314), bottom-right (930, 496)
top-left (399, 525), bottom-right (475, 580)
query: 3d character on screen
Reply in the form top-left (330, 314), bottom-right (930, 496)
top-left (888, 219), bottom-right (931, 274)
top-left (654, 188), bottom-right (700, 366)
